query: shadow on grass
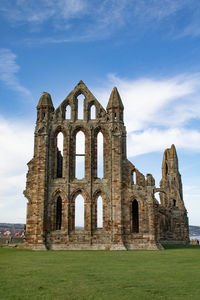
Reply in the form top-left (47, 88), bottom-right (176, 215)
top-left (162, 244), bottom-right (200, 250)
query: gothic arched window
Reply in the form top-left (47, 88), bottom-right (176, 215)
top-left (75, 194), bottom-right (84, 230)
top-left (56, 196), bottom-right (62, 230)
top-left (97, 132), bottom-right (103, 178)
top-left (97, 196), bottom-right (103, 228)
top-left (90, 104), bottom-right (96, 119)
top-left (57, 132), bottom-right (64, 178)
top-left (65, 105), bottom-right (71, 120)
top-left (77, 94), bottom-right (85, 119)
top-left (75, 131), bottom-right (85, 179)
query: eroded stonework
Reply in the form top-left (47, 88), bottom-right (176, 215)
top-left (24, 81), bottom-right (189, 250)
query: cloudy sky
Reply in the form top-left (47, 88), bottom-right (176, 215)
top-left (0, 0), bottom-right (200, 225)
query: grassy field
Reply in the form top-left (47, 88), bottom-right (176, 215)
top-left (0, 245), bottom-right (200, 300)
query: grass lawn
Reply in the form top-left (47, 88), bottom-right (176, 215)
top-left (0, 245), bottom-right (200, 300)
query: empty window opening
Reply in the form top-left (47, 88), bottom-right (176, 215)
top-left (65, 105), bottom-right (71, 119)
top-left (97, 132), bottom-right (103, 178)
top-left (114, 113), bottom-right (117, 120)
top-left (75, 131), bottom-right (85, 179)
top-left (132, 200), bottom-right (139, 233)
top-left (90, 105), bottom-right (96, 119)
top-left (173, 199), bottom-right (176, 207)
top-left (56, 196), bottom-right (62, 230)
top-left (133, 171), bottom-right (136, 184)
top-left (97, 196), bottom-right (103, 228)
top-left (154, 192), bottom-right (161, 204)
top-left (57, 132), bottom-right (63, 178)
top-left (75, 195), bottom-right (84, 230)
top-left (77, 94), bottom-right (85, 119)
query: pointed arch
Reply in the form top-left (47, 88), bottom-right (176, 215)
top-left (57, 132), bottom-right (64, 178)
top-left (132, 200), bottom-right (139, 233)
top-left (65, 104), bottom-right (71, 120)
top-left (75, 130), bottom-right (85, 179)
top-left (97, 196), bottom-right (103, 228)
top-left (56, 196), bottom-right (62, 230)
top-left (93, 190), bottom-right (108, 231)
top-left (93, 126), bottom-right (109, 179)
top-left (97, 132), bottom-right (104, 178)
top-left (75, 194), bottom-right (84, 230)
top-left (77, 94), bottom-right (85, 119)
top-left (52, 126), bottom-right (67, 180)
top-left (90, 104), bottom-right (96, 119)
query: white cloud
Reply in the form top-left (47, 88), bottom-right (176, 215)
top-left (127, 128), bottom-right (200, 157)
top-left (0, 49), bottom-right (31, 96)
top-left (1, 0), bottom-right (200, 43)
top-left (93, 73), bottom-right (200, 158)
top-left (1, 71), bottom-right (200, 224)
top-left (0, 0), bottom-right (87, 24)
top-left (0, 117), bottom-right (34, 223)
top-left (95, 73), bottom-right (200, 132)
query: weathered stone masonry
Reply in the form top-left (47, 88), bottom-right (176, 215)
top-left (24, 81), bottom-right (189, 250)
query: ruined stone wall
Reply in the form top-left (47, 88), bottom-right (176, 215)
top-left (24, 81), bottom-right (189, 250)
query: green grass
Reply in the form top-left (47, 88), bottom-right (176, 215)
top-left (0, 246), bottom-right (200, 300)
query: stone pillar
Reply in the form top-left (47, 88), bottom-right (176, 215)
top-left (147, 187), bottom-right (163, 250)
top-left (110, 130), bottom-right (126, 250)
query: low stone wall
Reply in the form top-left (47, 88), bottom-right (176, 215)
top-left (0, 236), bottom-right (24, 245)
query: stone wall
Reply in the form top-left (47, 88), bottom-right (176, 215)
top-left (24, 81), bottom-right (189, 250)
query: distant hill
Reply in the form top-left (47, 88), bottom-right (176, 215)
top-left (0, 223), bottom-right (24, 229)
top-left (0, 223), bottom-right (24, 237)
top-left (0, 223), bottom-right (199, 237)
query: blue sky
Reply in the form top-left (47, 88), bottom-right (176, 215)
top-left (0, 0), bottom-right (200, 225)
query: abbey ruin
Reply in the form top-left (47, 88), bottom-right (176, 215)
top-left (24, 81), bottom-right (189, 250)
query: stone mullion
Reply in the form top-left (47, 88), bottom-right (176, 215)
top-left (70, 130), bottom-right (76, 180)
top-left (103, 196), bottom-right (107, 230)
top-left (65, 127), bottom-right (70, 234)
top-left (85, 130), bottom-right (90, 181)
top-left (61, 198), bottom-right (68, 232)
top-left (66, 200), bottom-right (70, 235)
top-left (84, 202), bottom-right (91, 232)
top-left (67, 126), bottom-right (72, 233)
top-left (90, 128), bottom-right (95, 235)
top-left (93, 133), bottom-right (97, 179)
top-left (86, 129), bottom-right (92, 233)
top-left (65, 127), bottom-right (71, 181)
top-left (69, 200), bottom-right (74, 232)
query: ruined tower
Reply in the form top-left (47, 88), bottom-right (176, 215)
top-left (158, 145), bottom-right (189, 243)
top-left (24, 81), bottom-right (189, 250)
